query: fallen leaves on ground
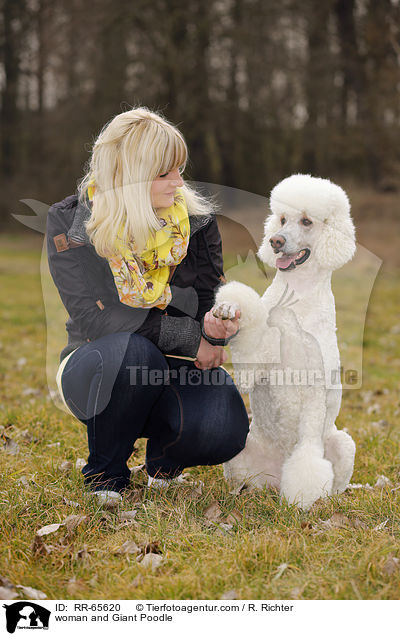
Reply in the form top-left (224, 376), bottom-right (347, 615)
top-left (375, 475), bottom-right (392, 489)
top-left (75, 545), bottom-right (90, 560)
top-left (114, 540), bottom-right (141, 556)
top-left (139, 553), bottom-right (163, 571)
top-left (36, 523), bottom-right (62, 537)
top-left (1, 434), bottom-right (19, 455)
top-left (63, 514), bottom-right (88, 533)
top-left (272, 562), bottom-right (289, 581)
top-left (373, 518), bottom-right (389, 531)
top-left (66, 577), bottom-right (86, 595)
top-left (381, 555), bottom-right (400, 576)
top-left (203, 501), bottom-right (222, 522)
top-left (31, 535), bottom-right (53, 557)
top-left (0, 577), bottom-right (18, 600)
top-left (220, 589), bottom-right (237, 599)
top-left (16, 585), bottom-right (47, 600)
top-left (59, 460), bottom-right (73, 473)
top-left (303, 512), bottom-right (370, 534)
top-left (203, 501), bottom-right (242, 534)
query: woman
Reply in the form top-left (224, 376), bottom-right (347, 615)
top-left (47, 107), bottom-right (249, 505)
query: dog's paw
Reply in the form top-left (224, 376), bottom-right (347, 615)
top-left (212, 301), bottom-right (240, 321)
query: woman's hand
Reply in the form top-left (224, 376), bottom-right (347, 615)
top-left (195, 337), bottom-right (227, 370)
top-left (203, 309), bottom-right (241, 341)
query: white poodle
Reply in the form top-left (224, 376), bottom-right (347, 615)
top-left (213, 174), bottom-right (356, 510)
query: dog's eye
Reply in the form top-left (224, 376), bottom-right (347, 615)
top-left (281, 217), bottom-right (286, 226)
top-left (301, 218), bottom-right (312, 226)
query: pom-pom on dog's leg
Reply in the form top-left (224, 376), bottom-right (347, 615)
top-left (281, 442), bottom-right (334, 510)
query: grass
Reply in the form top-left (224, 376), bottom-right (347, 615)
top-left (1, 230), bottom-right (400, 601)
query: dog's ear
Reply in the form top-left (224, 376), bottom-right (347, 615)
top-left (257, 214), bottom-right (282, 267)
top-left (314, 214), bottom-right (356, 270)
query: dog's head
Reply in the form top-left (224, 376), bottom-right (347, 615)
top-left (257, 174), bottom-right (356, 272)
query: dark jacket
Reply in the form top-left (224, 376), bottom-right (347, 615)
top-left (46, 195), bottom-right (225, 362)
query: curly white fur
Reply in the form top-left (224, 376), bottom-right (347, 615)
top-left (214, 174), bottom-right (356, 510)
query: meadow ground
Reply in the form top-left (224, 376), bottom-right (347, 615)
top-left (0, 186), bottom-right (399, 600)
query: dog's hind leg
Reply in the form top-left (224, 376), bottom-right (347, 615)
top-left (280, 385), bottom-right (334, 510)
top-left (323, 389), bottom-right (356, 493)
top-left (324, 429), bottom-right (356, 494)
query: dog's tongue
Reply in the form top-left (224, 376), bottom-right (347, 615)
top-left (276, 253), bottom-right (298, 269)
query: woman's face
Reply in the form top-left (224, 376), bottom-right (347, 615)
top-left (150, 167), bottom-right (184, 210)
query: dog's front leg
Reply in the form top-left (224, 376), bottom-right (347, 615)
top-left (213, 281), bottom-right (267, 392)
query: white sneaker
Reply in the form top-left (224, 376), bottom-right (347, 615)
top-left (147, 474), bottom-right (187, 489)
top-left (91, 490), bottom-right (122, 508)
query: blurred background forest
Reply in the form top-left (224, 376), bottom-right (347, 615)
top-left (1, 0), bottom-right (400, 229)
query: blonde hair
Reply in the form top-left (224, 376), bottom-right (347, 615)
top-left (79, 107), bottom-right (213, 256)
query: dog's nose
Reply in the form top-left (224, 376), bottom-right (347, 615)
top-left (270, 234), bottom-right (286, 250)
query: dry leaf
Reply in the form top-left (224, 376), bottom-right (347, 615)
top-left (351, 517), bottom-right (368, 529)
top-left (139, 553), bottom-right (163, 571)
top-left (216, 523), bottom-right (233, 536)
top-left (204, 501), bottom-right (222, 522)
top-left (229, 482), bottom-right (248, 495)
top-left (131, 464), bottom-right (145, 474)
top-left (75, 458), bottom-right (86, 470)
top-left (382, 555), bottom-right (400, 576)
top-left (17, 357), bottom-right (27, 367)
top-left (131, 574), bottom-right (144, 587)
top-left (220, 589), bottom-right (237, 600)
top-left (371, 419), bottom-right (390, 429)
top-left (373, 518), bottom-right (389, 531)
top-left (375, 475), bottom-right (392, 489)
top-left (0, 576), bottom-right (14, 588)
top-left (88, 575), bottom-right (98, 587)
top-left (272, 563), bottom-right (289, 580)
top-left (192, 480), bottom-right (204, 495)
top-left (16, 585), bottom-right (47, 600)
top-left (66, 577), bottom-right (85, 595)
top-left (0, 586), bottom-right (18, 600)
top-left (59, 460), bottom-right (73, 473)
top-left (20, 429), bottom-right (36, 443)
top-left (118, 510), bottom-right (138, 522)
top-left (301, 521), bottom-right (314, 530)
top-left (142, 540), bottom-right (162, 555)
top-left (225, 509), bottom-right (242, 525)
top-left (75, 545), bottom-right (90, 560)
top-left (367, 403), bottom-right (381, 415)
top-left (347, 482), bottom-right (373, 491)
top-left (37, 523), bottom-right (61, 537)
top-left (62, 497), bottom-right (80, 507)
top-left (317, 513), bottom-right (367, 531)
top-left (320, 513), bottom-right (350, 529)
top-left (31, 535), bottom-right (52, 557)
top-left (2, 435), bottom-right (19, 455)
top-left (62, 514), bottom-right (88, 532)
top-left (115, 540), bottom-right (140, 556)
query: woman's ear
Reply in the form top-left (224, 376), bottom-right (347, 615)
top-left (257, 214), bottom-right (282, 267)
top-left (314, 215), bottom-right (356, 270)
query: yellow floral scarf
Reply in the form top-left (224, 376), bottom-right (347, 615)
top-left (89, 184), bottom-right (190, 310)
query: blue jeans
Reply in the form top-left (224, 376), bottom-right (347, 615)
top-left (60, 332), bottom-right (249, 492)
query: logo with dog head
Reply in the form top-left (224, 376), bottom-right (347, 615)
top-left (3, 602), bottom-right (50, 633)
